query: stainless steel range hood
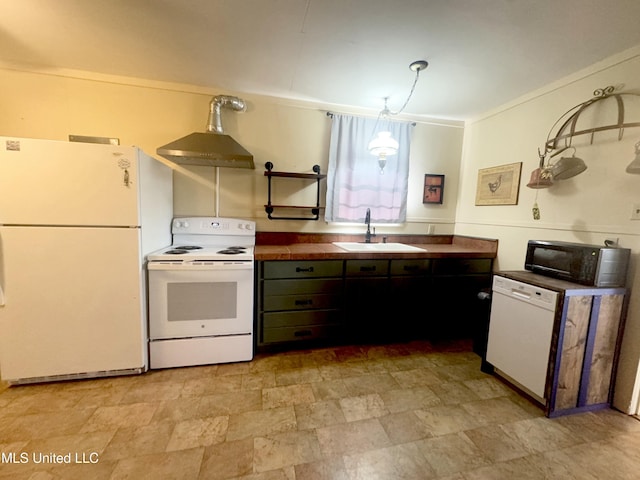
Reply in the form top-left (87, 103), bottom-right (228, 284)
top-left (157, 95), bottom-right (254, 169)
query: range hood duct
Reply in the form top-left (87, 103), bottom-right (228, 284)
top-left (157, 95), bottom-right (254, 169)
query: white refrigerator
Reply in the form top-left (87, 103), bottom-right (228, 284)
top-left (0, 136), bottom-right (173, 384)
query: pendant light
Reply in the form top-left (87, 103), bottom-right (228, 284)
top-left (368, 60), bottom-right (428, 172)
top-left (368, 131), bottom-right (399, 173)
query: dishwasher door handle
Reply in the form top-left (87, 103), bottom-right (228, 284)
top-left (510, 289), bottom-right (531, 301)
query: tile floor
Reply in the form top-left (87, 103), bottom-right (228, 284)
top-left (1, 340), bottom-right (640, 479)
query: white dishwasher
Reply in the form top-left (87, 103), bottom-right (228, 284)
top-left (486, 275), bottom-right (559, 400)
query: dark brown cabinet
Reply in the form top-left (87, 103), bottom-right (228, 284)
top-left (389, 259), bottom-right (433, 340)
top-left (256, 256), bottom-right (493, 349)
top-left (431, 258), bottom-right (493, 340)
top-left (257, 260), bottom-right (344, 346)
top-left (344, 259), bottom-right (390, 342)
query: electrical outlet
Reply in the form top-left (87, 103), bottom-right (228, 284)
top-left (605, 238), bottom-right (619, 246)
top-left (632, 204), bottom-right (640, 220)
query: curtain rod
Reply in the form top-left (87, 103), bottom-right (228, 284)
top-left (326, 111), bottom-right (416, 126)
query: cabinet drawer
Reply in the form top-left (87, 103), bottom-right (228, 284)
top-left (345, 259), bottom-right (389, 276)
top-left (264, 278), bottom-right (343, 296)
top-left (263, 309), bottom-right (342, 328)
top-left (432, 258), bottom-right (492, 275)
top-left (263, 260), bottom-right (343, 279)
top-left (390, 259), bottom-right (431, 276)
top-left (263, 324), bottom-right (342, 344)
top-left (263, 293), bottom-right (342, 312)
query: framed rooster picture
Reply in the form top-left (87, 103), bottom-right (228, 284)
top-left (475, 162), bottom-right (522, 205)
top-left (423, 174), bottom-right (444, 204)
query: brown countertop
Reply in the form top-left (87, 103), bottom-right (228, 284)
top-left (495, 270), bottom-right (628, 293)
top-left (254, 234), bottom-right (498, 261)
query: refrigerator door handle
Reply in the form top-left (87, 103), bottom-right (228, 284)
top-left (0, 284), bottom-right (4, 306)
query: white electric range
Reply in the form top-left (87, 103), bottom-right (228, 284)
top-left (146, 217), bottom-right (255, 369)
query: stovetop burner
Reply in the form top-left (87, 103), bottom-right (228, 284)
top-left (161, 245), bottom-right (205, 255)
top-left (217, 247), bottom-right (247, 255)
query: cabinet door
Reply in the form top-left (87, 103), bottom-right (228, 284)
top-left (586, 294), bottom-right (624, 404)
top-left (389, 259), bottom-right (433, 340)
top-left (344, 276), bottom-right (389, 342)
top-left (0, 140), bottom-right (141, 226)
top-left (431, 274), bottom-right (492, 340)
top-left (389, 275), bottom-right (433, 340)
top-left (554, 296), bottom-right (592, 410)
top-left (553, 292), bottom-right (625, 413)
top-left (0, 226), bottom-right (144, 381)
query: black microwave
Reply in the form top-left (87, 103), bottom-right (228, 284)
top-left (525, 240), bottom-right (630, 287)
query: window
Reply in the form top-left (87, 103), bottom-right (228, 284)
top-left (325, 114), bottom-right (412, 223)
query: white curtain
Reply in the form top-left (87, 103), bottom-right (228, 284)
top-left (325, 114), bottom-right (412, 223)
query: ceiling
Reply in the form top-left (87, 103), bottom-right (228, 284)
top-left (2, 0), bottom-right (640, 121)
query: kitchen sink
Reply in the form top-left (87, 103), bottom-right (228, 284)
top-left (332, 242), bottom-right (427, 253)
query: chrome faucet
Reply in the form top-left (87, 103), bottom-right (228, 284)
top-left (364, 208), bottom-right (375, 243)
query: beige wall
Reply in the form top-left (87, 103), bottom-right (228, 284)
top-left (456, 46), bottom-right (640, 413)
top-left (4, 49), bottom-right (640, 413)
top-left (0, 64), bottom-right (464, 236)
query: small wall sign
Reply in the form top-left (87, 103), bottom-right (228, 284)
top-left (423, 174), bottom-right (445, 204)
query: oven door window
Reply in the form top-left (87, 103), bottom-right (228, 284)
top-left (168, 282), bottom-right (237, 321)
top-left (148, 268), bottom-right (253, 339)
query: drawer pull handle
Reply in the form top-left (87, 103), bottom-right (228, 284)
top-left (294, 330), bottom-right (313, 337)
top-left (296, 266), bottom-right (314, 273)
top-left (360, 266), bottom-right (376, 272)
top-left (295, 299), bottom-right (313, 306)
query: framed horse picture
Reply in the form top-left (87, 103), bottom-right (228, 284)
top-left (423, 174), bottom-right (444, 204)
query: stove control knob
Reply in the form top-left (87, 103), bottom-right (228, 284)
top-left (245, 223), bottom-right (254, 230)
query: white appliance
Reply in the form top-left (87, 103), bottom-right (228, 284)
top-left (0, 136), bottom-right (173, 384)
top-left (485, 275), bottom-right (559, 400)
top-left (147, 217), bottom-right (255, 369)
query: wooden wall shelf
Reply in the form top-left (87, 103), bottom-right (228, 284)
top-left (264, 162), bottom-right (326, 220)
